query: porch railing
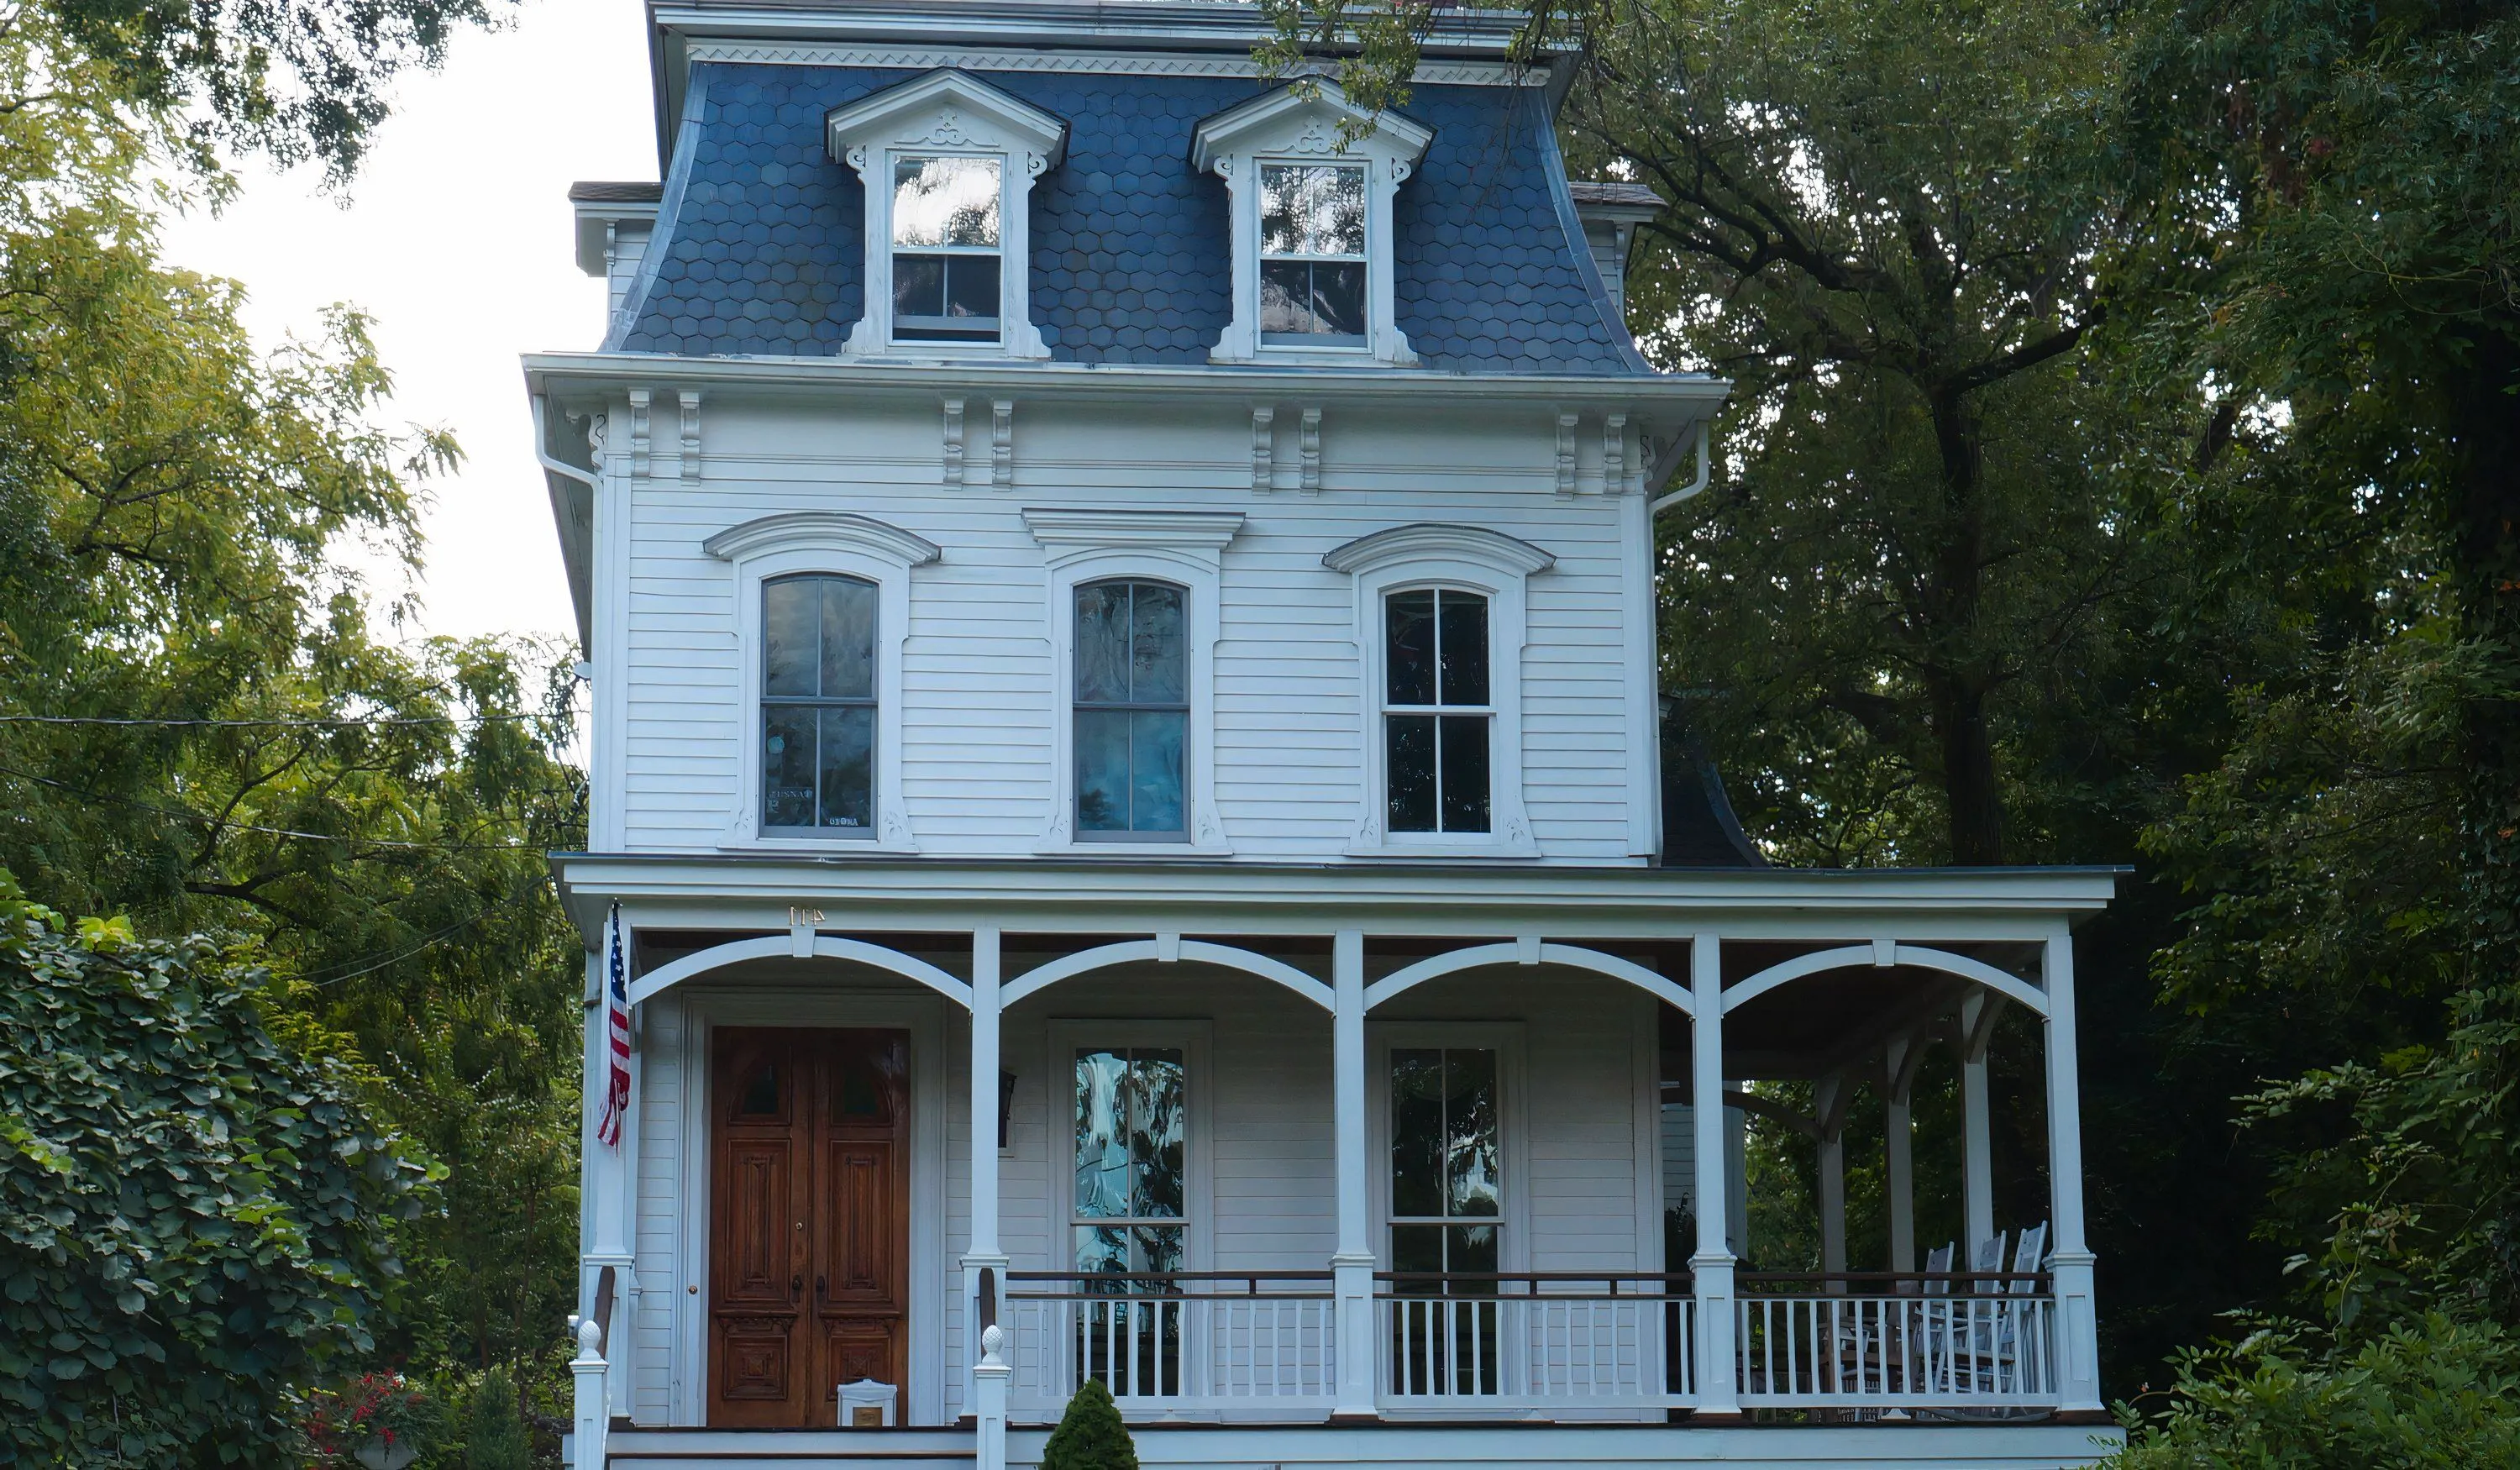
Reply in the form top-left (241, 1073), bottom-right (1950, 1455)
top-left (1005, 1271), bottom-right (1336, 1416)
top-left (1735, 1272), bottom-right (2059, 1411)
top-left (1377, 1272), bottom-right (1694, 1411)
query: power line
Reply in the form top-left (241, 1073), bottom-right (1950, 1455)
top-left (295, 878), bottom-right (556, 989)
top-left (0, 763), bottom-right (543, 853)
top-left (0, 711), bottom-right (556, 729)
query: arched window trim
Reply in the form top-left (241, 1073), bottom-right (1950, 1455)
top-left (1331, 528), bottom-right (1545, 859)
top-left (709, 518), bottom-right (934, 853)
top-left (1034, 543), bottom-right (1230, 855)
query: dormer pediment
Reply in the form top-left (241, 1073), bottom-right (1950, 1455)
top-left (824, 68), bottom-right (1070, 176)
top-left (1187, 81), bottom-right (1433, 178)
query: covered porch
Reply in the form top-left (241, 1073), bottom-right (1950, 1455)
top-left (554, 858), bottom-right (2117, 1466)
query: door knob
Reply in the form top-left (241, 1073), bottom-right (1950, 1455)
top-left (816, 1274), bottom-right (828, 1303)
top-left (790, 1273), bottom-right (803, 1302)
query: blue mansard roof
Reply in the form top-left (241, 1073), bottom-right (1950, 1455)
top-left (611, 63), bottom-right (1653, 375)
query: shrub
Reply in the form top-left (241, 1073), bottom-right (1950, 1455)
top-left (1039, 1378), bottom-right (1137, 1470)
top-left (464, 1367), bottom-right (532, 1470)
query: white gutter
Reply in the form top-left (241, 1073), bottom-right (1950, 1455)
top-left (1649, 418), bottom-right (1713, 515)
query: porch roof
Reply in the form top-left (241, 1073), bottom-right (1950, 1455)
top-left (548, 850), bottom-right (2123, 948)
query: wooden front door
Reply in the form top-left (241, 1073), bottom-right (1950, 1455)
top-left (709, 1027), bottom-right (911, 1426)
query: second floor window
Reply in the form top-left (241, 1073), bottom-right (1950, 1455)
top-left (892, 155), bottom-right (1001, 342)
top-left (761, 574), bottom-right (876, 832)
top-left (1259, 162), bottom-right (1366, 344)
top-left (1074, 580), bottom-right (1187, 840)
top-left (1383, 588), bottom-right (1491, 834)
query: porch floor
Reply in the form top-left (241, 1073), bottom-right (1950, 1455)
top-left (595, 1421), bottom-right (2123, 1470)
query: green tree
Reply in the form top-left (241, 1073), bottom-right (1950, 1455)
top-left (0, 879), bottom-right (433, 1467)
top-left (462, 1365), bottom-right (531, 1470)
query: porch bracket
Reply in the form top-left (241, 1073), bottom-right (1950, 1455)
top-left (1364, 941), bottom-right (1691, 1014)
top-left (1722, 942), bottom-right (2048, 1019)
top-left (624, 932), bottom-right (975, 1010)
top-left (1000, 938), bottom-right (1332, 1011)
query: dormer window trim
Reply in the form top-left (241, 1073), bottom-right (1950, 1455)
top-left (1191, 81), bottom-right (1433, 368)
top-left (827, 70), bottom-right (1068, 360)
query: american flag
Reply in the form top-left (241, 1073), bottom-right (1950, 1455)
top-left (596, 901), bottom-right (631, 1148)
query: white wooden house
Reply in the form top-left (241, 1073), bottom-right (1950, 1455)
top-left (526, 3), bottom-right (2124, 1465)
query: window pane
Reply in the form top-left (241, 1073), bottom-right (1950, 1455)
top-left (1131, 711), bottom-right (1184, 835)
top-left (819, 578), bottom-right (877, 699)
top-left (1310, 165), bottom-right (1366, 255)
top-left (1259, 165), bottom-right (1307, 255)
top-left (1387, 715), bottom-right (1438, 833)
top-left (1448, 1223), bottom-right (1499, 1275)
top-left (943, 255), bottom-right (1000, 320)
top-left (817, 706), bottom-right (873, 830)
top-left (1445, 1049), bottom-right (1500, 1218)
top-left (1259, 260), bottom-right (1316, 335)
top-left (1075, 582), bottom-right (1132, 704)
top-left (1075, 1223), bottom-right (1131, 1277)
top-left (893, 155), bottom-right (1000, 247)
top-left (893, 254), bottom-right (947, 318)
top-left (1438, 715), bottom-right (1491, 834)
top-left (763, 707), bottom-right (818, 828)
top-left (1309, 262), bottom-right (1366, 337)
top-left (1127, 1049), bottom-right (1186, 1218)
top-left (764, 579), bottom-right (818, 696)
top-left (1390, 1048), bottom-right (1446, 1217)
top-left (1385, 590), bottom-right (1437, 705)
top-left (737, 1061), bottom-right (780, 1117)
top-left (1391, 1223), bottom-right (1446, 1278)
top-left (1075, 710), bottom-right (1131, 832)
top-left (1134, 1224), bottom-right (1185, 1275)
top-left (1130, 583), bottom-right (1185, 703)
top-left (1074, 1049), bottom-right (1132, 1219)
top-left (1436, 591), bottom-right (1489, 706)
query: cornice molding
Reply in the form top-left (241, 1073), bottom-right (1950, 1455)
top-left (1021, 507), bottom-right (1247, 551)
top-left (681, 39), bottom-right (1546, 87)
top-left (1322, 522), bottom-right (1555, 577)
top-left (702, 511), bottom-right (943, 566)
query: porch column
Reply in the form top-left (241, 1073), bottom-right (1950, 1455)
top-left (963, 927), bottom-right (1009, 1418)
top-left (1331, 929), bottom-right (1378, 1420)
top-left (1884, 1041), bottom-right (1916, 1275)
top-left (1960, 993), bottom-right (1998, 1257)
top-left (2042, 929), bottom-right (2103, 1415)
top-left (578, 940), bottom-right (638, 1418)
top-left (1814, 1074), bottom-right (1847, 1279)
top-left (1688, 933), bottom-right (1742, 1418)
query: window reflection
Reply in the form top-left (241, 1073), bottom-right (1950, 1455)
top-left (1074, 581), bottom-right (1189, 838)
top-left (762, 575), bottom-right (879, 832)
top-left (1389, 1046), bottom-right (1502, 1394)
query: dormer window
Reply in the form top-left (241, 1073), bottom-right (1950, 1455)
top-left (891, 155), bottom-right (1002, 343)
top-left (1260, 163), bottom-right (1366, 344)
top-left (827, 70), bottom-right (1067, 360)
top-left (1191, 81), bottom-right (1433, 366)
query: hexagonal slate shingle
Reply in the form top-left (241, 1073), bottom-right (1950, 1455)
top-left (614, 62), bottom-right (1646, 375)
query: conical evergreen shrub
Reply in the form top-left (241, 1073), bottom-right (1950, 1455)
top-left (1040, 1378), bottom-right (1137, 1470)
top-left (464, 1366), bottom-right (532, 1470)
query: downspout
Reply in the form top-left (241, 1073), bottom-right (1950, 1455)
top-left (532, 392), bottom-right (600, 490)
top-left (1649, 417), bottom-right (1713, 516)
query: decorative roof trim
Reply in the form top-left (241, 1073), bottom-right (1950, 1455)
top-left (1021, 507), bottom-right (1247, 551)
top-left (703, 511), bottom-right (942, 565)
top-left (1189, 79), bottom-right (1434, 175)
top-left (680, 39), bottom-right (1550, 87)
top-left (825, 67), bottom-right (1069, 168)
top-left (1322, 522), bottom-right (1555, 576)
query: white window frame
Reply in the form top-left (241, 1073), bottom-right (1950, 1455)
top-left (1048, 1021), bottom-right (1215, 1280)
top-left (1368, 1022), bottom-right (1531, 1279)
top-left (1025, 508), bottom-right (1243, 854)
top-left (704, 511), bottom-right (939, 852)
top-left (1189, 80), bottom-right (1432, 366)
top-left (827, 69), bottom-right (1067, 360)
top-left (1325, 524), bottom-right (1552, 858)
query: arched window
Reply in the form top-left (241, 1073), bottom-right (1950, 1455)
top-left (1382, 587), bottom-right (1491, 834)
top-left (761, 573), bottom-right (878, 833)
top-left (1073, 579), bottom-right (1188, 840)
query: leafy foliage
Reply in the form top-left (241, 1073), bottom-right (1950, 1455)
top-left (461, 1365), bottom-right (530, 1470)
top-left (0, 879), bottom-right (433, 1467)
top-left (1040, 1378), bottom-right (1138, 1470)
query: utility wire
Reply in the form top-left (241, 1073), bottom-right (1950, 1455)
top-left (0, 763), bottom-right (542, 853)
top-left (295, 877), bottom-right (557, 989)
top-left (0, 711), bottom-right (554, 729)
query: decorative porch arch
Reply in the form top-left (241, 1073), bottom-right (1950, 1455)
top-left (623, 933), bottom-right (974, 1009)
top-left (1362, 940), bottom-right (1693, 1014)
top-left (1720, 942), bottom-right (2048, 1019)
top-left (998, 938), bottom-right (1334, 1012)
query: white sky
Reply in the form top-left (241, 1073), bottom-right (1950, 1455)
top-left (157, 0), bottom-right (660, 649)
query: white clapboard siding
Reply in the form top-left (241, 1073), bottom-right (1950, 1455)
top-left (632, 995), bottom-right (686, 1425)
top-left (599, 394), bottom-right (1645, 861)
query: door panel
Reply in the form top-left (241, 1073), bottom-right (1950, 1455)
top-left (710, 1027), bottom-right (911, 1427)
